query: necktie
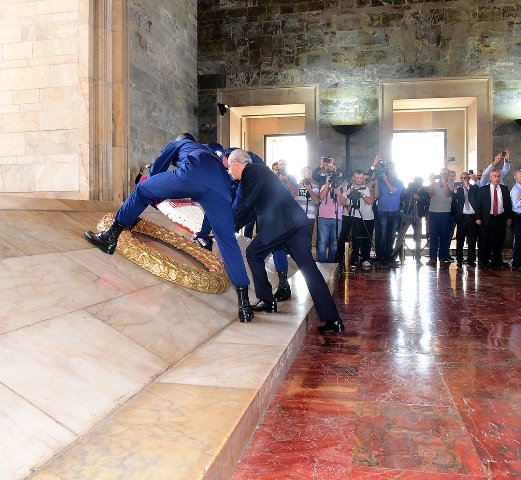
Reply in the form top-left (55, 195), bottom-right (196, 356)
top-left (493, 186), bottom-right (498, 215)
top-left (464, 187), bottom-right (470, 211)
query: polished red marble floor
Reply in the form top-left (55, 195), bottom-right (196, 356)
top-left (231, 263), bottom-right (521, 480)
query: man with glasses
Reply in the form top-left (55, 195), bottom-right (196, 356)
top-left (452, 172), bottom-right (479, 267)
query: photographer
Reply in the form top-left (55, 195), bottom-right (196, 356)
top-left (278, 159), bottom-right (298, 196)
top-left (391, 176), bottom-right (430, 266)
top-left (312, 155), bottom-right (336, 187)
top-left (336, 170), bottom-right (375, 270)
top-left (317, 157), bottom-right (345, 263)
top-left (426, 168), bottom-right (453, 265)
top-left (296, 166), bottom-right (320, 244)
top-left (371, 156), bottom-right (404, 268)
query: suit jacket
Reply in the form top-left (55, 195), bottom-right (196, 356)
top-left (452, 184), bottom-right (479, 222)
top-left (475, 184), bottom-right (512, 226)
top-left (234, 163), bottom-right (309, 245)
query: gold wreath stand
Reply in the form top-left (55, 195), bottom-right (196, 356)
top-left (97, 214), bottom-right (230, 294)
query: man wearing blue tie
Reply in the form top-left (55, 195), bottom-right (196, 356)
top-left (84, 133), bottom-right (254, 322)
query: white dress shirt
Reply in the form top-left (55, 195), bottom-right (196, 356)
top-left (489, 183), bottom-right (504, 215)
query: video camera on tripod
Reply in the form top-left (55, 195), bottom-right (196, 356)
top-left (346, 186), bottom-right (364, 208)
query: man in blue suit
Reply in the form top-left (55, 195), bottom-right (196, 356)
top-left (228, 149), bottom-right (344, 333)
top-left (84, 133), bottom-right (254, 322)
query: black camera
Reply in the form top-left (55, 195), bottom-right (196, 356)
top-left (328, 168), bottom-right (344, 187)
top-left (302, 177), bottom-right (312, 186)
top-left (298, 188), bottom-right (308, 197)
top-left (374, 162), bottom-right (390, 178)
top-left (347, 188), bottom-right (363, 201)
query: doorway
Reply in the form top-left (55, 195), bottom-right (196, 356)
top-left (392, 130), bottom-right (446, 185)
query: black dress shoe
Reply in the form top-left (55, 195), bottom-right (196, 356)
top-left (318, 319), bottom-right (345, 333)
top-left (84, 220), bottom-right (126, 255)
top-left (251, 299), bottom-right (277, 313)
top-left (467, 262), bottom-right (476, 267)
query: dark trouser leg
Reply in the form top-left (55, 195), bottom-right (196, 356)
top-left (246, 235), bottom-right (276, 301)
top-left (512, 213), bottom-right (521, 267)
top-left (284, 226), bottom-right (340, 324)
top-left (456, 216), bottom-right (469, 264)
top-left (384, 212), bottom-right (400, 261)
top-left (466, 215), bottom-right (477, 263)
top-left (351, 217), bottom-right (364, 265)
top-left (490, 215), bottom-right (507, 265)
top-left (479, 223), bottom-right (492, 265)
top-left (412, 218), bottom-right (423, 260)
top-left (375, 213), bottom-right (388, 260)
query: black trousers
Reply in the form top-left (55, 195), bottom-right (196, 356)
top-left (456, 214), bottom-right (477, 264)
top-left (246, 225), bottom-right (340, 324)
top-left (512, 212), bottom-right (521, 268)
top-left (479, 213), bottom-right (507, 265)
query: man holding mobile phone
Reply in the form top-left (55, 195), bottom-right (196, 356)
top-left (479, 150), bottom-right (511, 186)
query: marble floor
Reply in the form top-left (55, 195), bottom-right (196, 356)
top-left (0, 197), bottom-right (336, 480)
top-left (232, 262), bottom-right (521, 480)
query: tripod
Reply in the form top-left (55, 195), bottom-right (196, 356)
top-left (338, 190), bottom-right (375, 273)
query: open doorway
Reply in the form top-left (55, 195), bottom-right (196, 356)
top-left (392, 130), bottom-right (446, 185)
top-left (265, 134), bottom-right (308, 178)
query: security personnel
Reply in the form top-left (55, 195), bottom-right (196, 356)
top-left (228, 149), bottom-right (344, 333)
top-left (84, 133), bottom-right (254, 322)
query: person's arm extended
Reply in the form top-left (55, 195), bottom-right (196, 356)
top-left (319, 178), bottom-right (330, 200)
top-left (149, 142), bottom-right (179, 175)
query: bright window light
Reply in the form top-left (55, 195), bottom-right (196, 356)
top-left (392, 131), bottom-right (446, 186)
top-left (265, 134), bottom-right (307, 178)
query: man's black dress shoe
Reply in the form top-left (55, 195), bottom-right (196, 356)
top-left (251, 299), bottom-right (277, 313)
top-left (318, 319), bottom-right (345, 333)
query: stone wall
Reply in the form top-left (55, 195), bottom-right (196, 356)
top-left (128, 0), bottom-right (198, 175)
top-left (0, 0), bottom-right (88, 197)
top-left (198, 0), bottom-right (521, 174)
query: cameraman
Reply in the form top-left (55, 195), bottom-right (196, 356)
top-left (317, 157), bottom-right (345, 263)
top-left (278, 159), bottom-right (298, 196)
top-left (312, 155), bottom-right (336, 188)
top-left (336, 170), bottom-right (375, 270)
top-left (391, 176), bottom-right (430, 266)
top-left (371, 156), bottom-right (404, 268)
top-left (296, 166), bottom-right (320, 244)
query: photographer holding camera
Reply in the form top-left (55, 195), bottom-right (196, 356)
top-left (426, 168), bottom-right (453, 266)
top-left (296, 166), bottom-right (320, 244)
top-left (371, 155), bottom-right (404, 268)
top-left (317, 157), bottom-right (345, 263)
top-left (336, 170), bottom-right (375, 270)
top-left (391, 176), bottom-right (430, 266)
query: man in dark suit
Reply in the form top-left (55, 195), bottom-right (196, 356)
top-left (228, 149), bottom-right (344, 333)
top-left (475, 169), bottom-right (513, 267)
top-left (84, 133), bottom-right (254, 322)
top-left (452, 172), bottom-right (480, 267)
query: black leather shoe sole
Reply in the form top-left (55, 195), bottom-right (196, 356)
top-left (251, 300), bottom-right (277, 313)
top-left (84, 232), bottom-right (116, 255)
top-left (318, 320), bottom-right (345, 333)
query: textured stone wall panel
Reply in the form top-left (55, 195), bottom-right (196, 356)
top-left (198, 0), bottom-right (521, 169)
top-left (129, 0), bottom-right (197, 170)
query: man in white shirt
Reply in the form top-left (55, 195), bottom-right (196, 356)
top-left (510, 169), bottom-right (521, 269)
top-left (476, 170), bottom-right (513, 267)
top-left (479, 150), bottom-right (511, 186)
